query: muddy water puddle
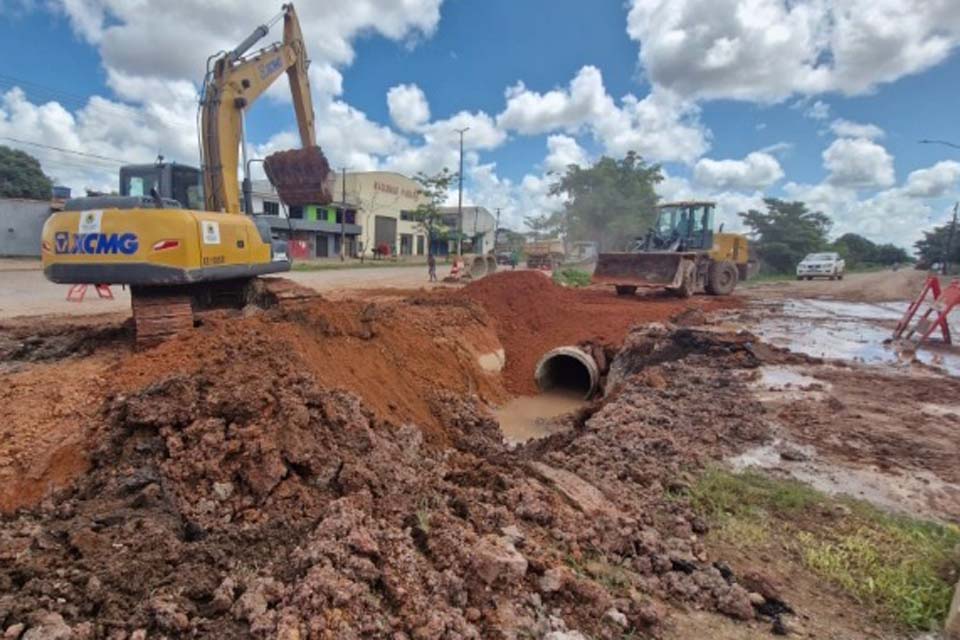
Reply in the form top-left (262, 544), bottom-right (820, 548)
top-left (749, 298), bottom-right (960, 376)
top-left (493, 391), bottom-right (585, 443)
top-left (730, 439), bottom-right (960, 522)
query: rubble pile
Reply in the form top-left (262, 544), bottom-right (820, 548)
top-left (0, 324), bottom-right (779, 638)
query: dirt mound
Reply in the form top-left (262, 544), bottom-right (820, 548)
top-left (0, 327), bottom-right (781, 638)
top-left (0, 295), bottom-right (507, 515)
top-left (459, 271), bottom-right (742, 394)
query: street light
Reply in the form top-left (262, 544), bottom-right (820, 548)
top-left (454, 127), bottom-right (469, 256)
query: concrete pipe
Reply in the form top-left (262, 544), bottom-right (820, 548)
top-left (534, 346), bottom-right (600, 399)
top-left (485, 255), bottom-right (498, 275)
top-left (468, 255), bottom-right (488, 279)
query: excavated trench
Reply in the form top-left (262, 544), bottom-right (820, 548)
top-left (0, 272), bottom-right (800, 639)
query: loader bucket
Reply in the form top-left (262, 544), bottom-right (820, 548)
top-left (592, 252), bottom-right (687, 288)
top-left (263, 146), bottom-right (333, 206)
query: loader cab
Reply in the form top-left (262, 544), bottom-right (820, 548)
top-left (651, 201), bottom-right (715, 251)
top-left (120, 162), bottom-right (203, 211)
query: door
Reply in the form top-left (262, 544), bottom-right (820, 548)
top-left (374, 216), bottom-right (397, 253)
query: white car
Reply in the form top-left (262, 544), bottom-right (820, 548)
top-left (796, 252), bottom-right (846, 280)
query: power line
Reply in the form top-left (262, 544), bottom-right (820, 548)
top-left (0, 136), bottom-right (130, 164)
top-left (0, 73), bottom-right (192, 136)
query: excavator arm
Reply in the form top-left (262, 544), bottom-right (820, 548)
top-left (200, 3), bottom-right (318, 214)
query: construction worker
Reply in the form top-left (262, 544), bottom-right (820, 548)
top-left (428, 252), bottom-right (437, 282)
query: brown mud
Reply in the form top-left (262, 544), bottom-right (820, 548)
top-left (455, 271), bottom-right (742, 395)
top-left (1, 272), bottom-right (949, 638)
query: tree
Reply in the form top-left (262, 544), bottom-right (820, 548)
top-left (523, 213), bottom-right (556, 240)
top-left (412, 168), bottom-right (456, 255)
top-left (915, 220), bottom-right (960, 271)
top-left (0, 145), bottom-right (53, 200)
top-left (548, 151), bottom-right (663, 250)
top-left (739, 198), bottom-right (831, 273)
top-left (832, 233), bottom-right (910, 267)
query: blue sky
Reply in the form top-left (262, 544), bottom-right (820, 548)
top-left (1, 0), bottom-right (959, 248)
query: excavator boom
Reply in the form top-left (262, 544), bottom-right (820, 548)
top-left (200, 3), bottom-right (330, 214)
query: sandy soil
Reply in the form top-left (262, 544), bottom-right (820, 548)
top-left (746, 267), bottom-right (931, 303)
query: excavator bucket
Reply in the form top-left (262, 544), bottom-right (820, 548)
top-left (263, 146), bottom-right (333, 206)
top-left (592, 252), bottom-right (687, 288)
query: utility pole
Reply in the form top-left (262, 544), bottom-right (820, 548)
top-left (495, 208), bottom-right (501, 250)
top-left (455, 127), bottom-right (469, 256)
top-left (944, 202), bottom-right (958, 275)
top-left (340, 167), bottom-right (347, 261)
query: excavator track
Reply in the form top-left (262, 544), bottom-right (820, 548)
top-left (131, 290), bottom-right (195, 347)
top-left (131, 277), bottom-right (321, 346)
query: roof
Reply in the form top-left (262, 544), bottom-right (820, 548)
top-left (657, 201), bottom-right (717, 208)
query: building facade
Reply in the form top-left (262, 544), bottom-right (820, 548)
top-left (251, 171), bottom-right (430, 259)
top-left (437, 205), bottom-right (497, 255)
top-left (0, 198), bottom-right (53, 257)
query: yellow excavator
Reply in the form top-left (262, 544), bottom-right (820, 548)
top-left (40, 4), bottom-right (331, 342)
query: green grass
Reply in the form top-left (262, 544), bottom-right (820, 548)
top-left (552, 267), bottom-right (593, 287)
top-left (688, 468), bottom-right (960, 631)
top-left (291, 259), bottom-right (427, 271)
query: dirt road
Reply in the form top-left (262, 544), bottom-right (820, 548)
top-left (745, 267), bottom-right (929, 303)
top-left (0, 261), bottom-right (453, 319)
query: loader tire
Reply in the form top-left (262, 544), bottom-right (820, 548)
top-left (706, 260), bottom-right (738, 296)
top-left (615, 285), bottom-right (638, 296)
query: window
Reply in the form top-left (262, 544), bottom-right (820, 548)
top-left (400, 210), bottom-right (421, 222)
top-left (263, 201), bottom-right (280, 216)
top-left (289, 205), bottom-right (304, 219)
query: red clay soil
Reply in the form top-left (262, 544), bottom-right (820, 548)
top-left (459, 271), bottom-right (743, 395)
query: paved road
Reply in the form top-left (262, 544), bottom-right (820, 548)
top-left (0, 261), bottom-right (454, 319)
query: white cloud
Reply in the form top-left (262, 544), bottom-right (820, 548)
top-left (544, 135), bottom-right (588, 173)
top-left (802, 100), bottom-right (831, 121)
top-left (693, 151), bottom-right (784, 190)
top-left (902, 161), bottom-right (960, 198)
top-left (386, 83), bottom-right (430, 132)
top-left (497, 66), bottom-right (709, 164)
top-left (57, 0), bottom-right (443, 81)
top-left (830, 118), bottom-right (885, 140)
top-left (823, 137), bottom-right (895, 189)
top-left (0, 86), bottom-right (194, 192)
top-left (626, 0), bottom-right (960, 102)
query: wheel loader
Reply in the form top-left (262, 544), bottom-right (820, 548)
top-left (592, 201), bottom-right (754, 297)
top-left (40, 4), bottom-right (330, 343)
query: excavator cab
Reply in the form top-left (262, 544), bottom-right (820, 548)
top-left (119, 163), bottom-right (203, 211)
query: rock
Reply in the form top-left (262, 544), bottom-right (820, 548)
top-left (211, 577), bottom-right (238, 613)
top-left (22, 613), bottom-right (72, 640)
top-left (717, 584), bottom-right (755, 620)
top-left (71, 623), bottom-right (93, 640)
top-left (232, 587), bottom-right (269, 623)
top-left (748, 591), bottom-right (766, 606)
top-left (741, 570), bottom-right (784, 603)
top-left (4, 624), bottom-right (25, 639)
top-left (946, 579), bottom-right (960, 639)
top-left (538, 567), bottom-right (568, 593)
top-left (129, 631), bottom-right (147, 640)
top-left (500, 524), bottom-right (525, 545)
top-left (544, 632), bottom-right (589, 640)
top-left (604, 608), bottom-right (628, 628)
top-left (527, 462), bottom-right (621, 517)
top-left (471, 535), bottom-right (528, 585)
top-left (149, 596), bottom-right (191, 633)
top-left (212, 482), bottom-right (234, 501)
top-left (778, 447), bottom-right (809, 462)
